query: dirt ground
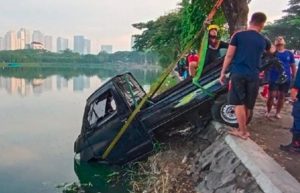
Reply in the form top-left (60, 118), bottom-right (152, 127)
top-left (249, 96), bottom-right (300, 182)
top-left (130, 91), bottom-right (300, 193)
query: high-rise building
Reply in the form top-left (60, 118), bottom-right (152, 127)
top-left (24, 29), bottom-right (31, 45)
top-left (74, 35), bottom-right (85, 54)
top-left (84, 39), bottom-right (91, 54)
top-left (4, 31), bottom-right (17, 50)
top-left (131, 35), bottom-right (137, 51)
top-left (44, 36), bottom-right (53, 51)
top-left (0, 37), bottom-right (4, 50)
top-left (17, 29), bottom-right (26, 49)
top-left (32, 30), bottom-right (44, 44)
top-left (100, 45), bottom-right (113, 54)
top-left (17, 28), bottom-right (30, 49)
top-left (57, 37), bottom-right (69, 52)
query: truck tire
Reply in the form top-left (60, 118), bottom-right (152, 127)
top-left (211, 94), bottom-right (253, 128)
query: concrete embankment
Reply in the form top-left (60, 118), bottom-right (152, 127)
top-left (190, 122), bottom-right (300, 193)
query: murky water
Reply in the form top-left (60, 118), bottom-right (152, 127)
top-left (0, 65), bottom-right (160, 193)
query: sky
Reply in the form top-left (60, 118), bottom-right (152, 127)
top-left (0, 0), bottom-right (290, 53)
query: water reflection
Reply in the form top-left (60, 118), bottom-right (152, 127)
top-left (0, 65), bottom-right (160, 193)
top-left (0, 67), bottom-right (159, 96)
top-left (0, 66), bottom-right (160, 96)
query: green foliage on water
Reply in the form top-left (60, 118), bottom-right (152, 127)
top-left (264, 0), bottom-right (300, 49)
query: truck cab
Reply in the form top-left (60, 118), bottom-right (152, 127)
top-left (74, 73), bottom-right (154, 164)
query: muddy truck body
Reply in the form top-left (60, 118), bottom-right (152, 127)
top-left (74, 55), bottom-right (287, 165)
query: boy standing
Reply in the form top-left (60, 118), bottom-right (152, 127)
top-left (265, 36), bottom-right (296, 119)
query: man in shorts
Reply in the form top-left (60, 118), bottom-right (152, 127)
top-left (219, 12), bottom-right (273, 139)
top-left (265, 36), bottom-right (296, 119)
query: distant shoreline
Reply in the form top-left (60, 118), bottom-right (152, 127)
top-left (0, 62), bottom-right (162, 70)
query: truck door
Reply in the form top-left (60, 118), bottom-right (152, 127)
top-left (77, 88), bottom-right (125, 161)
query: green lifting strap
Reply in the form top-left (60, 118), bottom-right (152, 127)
top-left (192, 30), bottom-right (214, 97)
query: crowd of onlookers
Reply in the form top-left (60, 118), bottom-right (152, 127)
top-left (175, 12), bottom-right (300, 153)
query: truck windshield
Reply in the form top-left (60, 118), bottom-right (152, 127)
top-left (115, 74), bottom-right (145, 108)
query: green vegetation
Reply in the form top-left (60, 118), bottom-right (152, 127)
top-left (265, 0), bottom-right (300, 49)
top-left (156, 74), bottom-right (180, 95)
top-left (0, 49), bottom-right (159, 65)
top-left (132, 0), bottom-right (226, 67)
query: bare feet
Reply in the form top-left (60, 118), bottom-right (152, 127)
top-left (245, 132), bottom-right (251, 138)
top-left (228, 129), bottom-right (248, 140)
top-left (229, 128), bottom-right (251, 138)
top-left (275, 114), bottom-right (282, 119)
top-left (265, 112), bottom-right (275, 120)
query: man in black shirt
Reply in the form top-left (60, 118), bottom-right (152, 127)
top-left (219, 12), bottom-right (272, 140)
top-left (205, 25), bottom-right (228, 68)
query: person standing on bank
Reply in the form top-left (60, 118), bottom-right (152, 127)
top-left (265, 36), bottom-right (296, 119)
top-left (188, 50), bottom-right (199, 77)
top-left (280, 66), bottom-right (300, 153)
top-left (219, 12), bottom-right (273, 140)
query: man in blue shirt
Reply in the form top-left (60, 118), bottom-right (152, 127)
top-left (266, 36), bottom-right (296, 119)
top-left (219, 12), bottom-right (272, 139)
top-left (280, 66), bottom-right (300, 152)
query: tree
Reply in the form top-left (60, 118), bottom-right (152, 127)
top-left (132, 0), bottom-right (254, 67)
top-left (133, 11), bottom-right (183, 67)
top-left (180, 0), bottom-right (226, 48)
top-left (264, 0), bottom-right (300, 49)
top-left (133, 0), bottom-right (227, 66)
top-left (222, 0), bottom-right (251, 35)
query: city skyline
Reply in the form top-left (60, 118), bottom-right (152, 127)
top-left (0, 28), bottom-right (95, 54)
top-left (0, 0), bottom-right (289, 53)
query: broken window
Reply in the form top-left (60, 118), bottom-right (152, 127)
top-left (116, 75), bottom-right (145, 108)
top-left (87, 92), bottom-right (116, 126)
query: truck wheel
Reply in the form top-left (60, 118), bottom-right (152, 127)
top-left (211, 94), bottom-right (253, 128)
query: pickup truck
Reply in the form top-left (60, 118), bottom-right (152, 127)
top-left (74, 54), bottom-right (287, 165)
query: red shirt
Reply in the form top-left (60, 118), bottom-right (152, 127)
top-left (188, 54), bottom-right (199, 63)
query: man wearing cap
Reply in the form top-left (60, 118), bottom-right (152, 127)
top-left (189, 25), bottom-right (228, 77)
top-left (265, 36), bottom-right (297, 119)
top-left (205, 25), bottom-right (228, 68)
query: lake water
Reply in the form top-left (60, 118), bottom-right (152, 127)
top-left (0, 65), bottom-right (160, 193)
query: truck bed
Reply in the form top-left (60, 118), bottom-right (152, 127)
top-left (140, 61), bottom-right (224, 132)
